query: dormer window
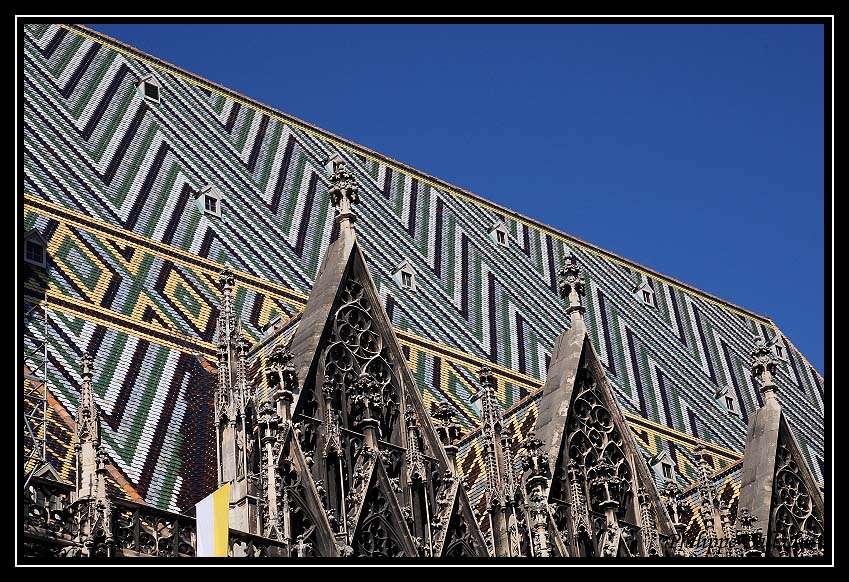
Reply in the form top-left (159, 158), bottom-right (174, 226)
top-left (24, 230), bottom-right (47, 268)
top-left (325, 153), bottom-right (346, 174)
top-left (135, 74), bottom-right (162, 105)
top-left (264, 314), bottom-right (283, 336)
top-left (200, 184), bottom-right (222, 218)
top-left (715, 385), bottom-right (738, 415)
top-left (392, 259), bottom-right (416, 292)
top-left (205, 195), bottom-right (218, 215)
top-left (633, 279), bottom-right (655, 308)
top-left (488, 221), bottom-right (509, 248)
top-left (774, 342), bottom-right (786, 360)
top-left (649, 450), bottom-right (676, 483)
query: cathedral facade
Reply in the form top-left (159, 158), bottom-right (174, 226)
top-left (21, 24), bottom-right (825, 559)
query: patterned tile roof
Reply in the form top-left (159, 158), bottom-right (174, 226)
top-left (22, 23), bottom-right (824, 513)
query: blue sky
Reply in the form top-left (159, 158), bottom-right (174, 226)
top-left (86, 22), bottom-right (826, 373)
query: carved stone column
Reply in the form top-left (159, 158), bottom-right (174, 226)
top-left (257, 400), bottom-right (285, 543)
top-left (521, 433), bottom-right (552, 557)
top-left (660, 481), bottom-right (690, 557)
top-left (638, 488), bottom-right (662, 556)
top-left (348, 372), bottom-right (383, 450)
top-left (476, 365), bottom-right (511, 556)
top-left (588, 460), bottom-right (623, 557)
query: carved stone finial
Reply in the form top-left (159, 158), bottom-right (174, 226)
top-left (80, 351), bottom-right (94, 381)
top-left (751, 336), bottom-right (780, 400)
top-left (218, 266), bottom-right (235, 294)
top-left (478, 365), bottom-right (494, 390)
top-left (404, 404), bottom-right (417, 430)
top-left (558, 250), bottom-right (585, 322)
top-left (277, 349), bottom-right (298, 394)
top-left (432, 401), bottom-right (462, 447)
top-left (735, 508), bottom-right (765, 557)
top-left (328, 157), bottom-right (360, 232)
top-left (520, 432), bottom-right (549, 479)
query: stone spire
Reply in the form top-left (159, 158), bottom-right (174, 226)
top-left (257, 399), bottom-right (285, 542)
top-left (477, 365), bottom-right (504, 508)
top-left (75, 352), bottom-right (101, 499)
top-left (475, 365), bottom-right (520, 556)
top-left (404, 405), bottom-right (426, 483)
top-left (692, 444), bottom-right (738, 556)
top-left (751, 336), bottom-right (780, 401)
top-left (213, 265), bottom-right (258, 534)
top-left (328, 156), bottom-right (360, 236)
top-left (558, 250), bottom-right (585, 326)
top-left (73, 352), bottom-right (114, 556)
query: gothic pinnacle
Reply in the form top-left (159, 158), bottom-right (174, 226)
top-left (558, 250), bottom-right (585, 324)
top-left (751, 336), bottom-right (780, 401)
top-left (327, 156), bottom-right (360, 234)
top-left (76, 351), bottom-right (99, 446)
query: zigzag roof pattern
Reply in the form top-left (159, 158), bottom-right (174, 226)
top-left (22, 23), bottom-right (824, 513)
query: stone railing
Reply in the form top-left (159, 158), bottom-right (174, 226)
top-left (23, 476), bottom-right (288, 558)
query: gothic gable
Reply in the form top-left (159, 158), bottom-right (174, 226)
top-left (737, 400), bottom-right (824, 557)
top-left (440, 487), bottom-right (489, 557)
top-left (534, 323), bottom-right (674, 557)
top-left (349, 458), bottom-right (418, 557)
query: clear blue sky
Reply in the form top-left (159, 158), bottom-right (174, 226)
top-left (86, 23), bottom-right (826, 373)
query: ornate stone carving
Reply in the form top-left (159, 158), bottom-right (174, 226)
top-left (404, 405), bottom-right (426, 483)
top-left (352, 484), bottom-right (406, 557)
top-left (567, 459), bottom-right (592, 546)
top-left (660, 481), bottom-right (690, 557)
top-left (321, 377), bottom-right (342, 457)
top-left (257, 399), bottom-right (285, 541)
top-left (735, 508), bottom-right (764, 557)
top-left (477, 366), bottom-right (504, 509)
top-left (432, 401), bottom-right (462, 447)
top-left (638, 488), bottom-right (662, 557)
top-left (751, 336), bottom-right (780, 397)
top-left (557, 250), bottom-right (585, 317)
top-left (322, 278), bottom-right (400, 442)
top-left (328, 159), bottom-right (360, 215)
top-left (770, 443), bottom-right (824, 557)
top-left (76, 352), bottom-right (98, 445)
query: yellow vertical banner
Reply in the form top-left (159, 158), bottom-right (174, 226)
top-left (196, 482), bottom-right (230, 557)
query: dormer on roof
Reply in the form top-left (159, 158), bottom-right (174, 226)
top-left (24, 229), bottom-right (48, 269)
top-left (633, 276), bottom-right (656, 308)
top-left (488, 220), bottom-right (509, 248)
top-left (135, 73), bottom-right (162, 105)
top-left (392, 259), bottom-right (417, 291)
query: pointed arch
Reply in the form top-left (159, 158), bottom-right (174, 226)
top-left (351, 461), bottom-right (418, 557)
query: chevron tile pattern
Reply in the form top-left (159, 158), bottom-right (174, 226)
top-left (22, 24), bottom-right (824, 512)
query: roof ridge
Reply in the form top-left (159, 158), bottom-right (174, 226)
top-left (65, 23), bottom-right (773, 326)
